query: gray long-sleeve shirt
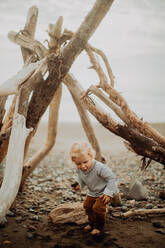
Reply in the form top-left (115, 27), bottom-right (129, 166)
top-left (76, 160), bottom-right (119, 197)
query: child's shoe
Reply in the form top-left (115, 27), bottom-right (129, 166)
top-left (90, 228), bottom-right (101, 236)
top-left (84, 224), bottom-right (92, 231)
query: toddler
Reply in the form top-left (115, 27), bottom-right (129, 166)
top-left (70, 142), bottom-right (119, 235)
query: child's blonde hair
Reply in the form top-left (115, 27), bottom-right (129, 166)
top-left (70, 142), bottom-right (94, 161)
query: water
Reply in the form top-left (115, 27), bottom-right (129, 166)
top-left (0, 0), bottom-right (165, 122)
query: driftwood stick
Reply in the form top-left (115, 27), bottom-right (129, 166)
top-left (64, 78), bottom-right (104, 162)
top-left (87, 85), bottom-right (127, 123)
top-left (19, 5), bottom-right (46, 167)
top-left (21, 72), bottom-right (45, 160)
top-left (48, 16), bottom-right (63, 50)
top-left (20, 84), bottom-right (62, 189)
top-left (20, 6), bottom-right (39, 63)
top-left (86, 44), bottom-right (108, 87)
top-left (122, 208), bottom-right (165, 218)
top-left (8, 31), bottom-right (47, 60)
top-left (89, 45), bottom-right (115, 87)
top-left (0, 58), bottom-right (47, 97)
top-left (64, 73), bottom-right (118, 133)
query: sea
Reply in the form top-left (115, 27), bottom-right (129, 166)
top-left (0, 0), bottom-right (165, 123)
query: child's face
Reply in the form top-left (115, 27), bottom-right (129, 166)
top-left (73, 154), bottom-right (93, 172)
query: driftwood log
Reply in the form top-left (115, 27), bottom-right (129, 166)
top-left (0, 0), bottom-right (165, 222)
top-left (122, 208), bottom-right (165, 218)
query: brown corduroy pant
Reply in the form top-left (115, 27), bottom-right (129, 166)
top-left (83, 195), bottom-right (107, 230)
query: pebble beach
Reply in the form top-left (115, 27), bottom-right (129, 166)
top-left (0, 121), bottom-right (165, 248)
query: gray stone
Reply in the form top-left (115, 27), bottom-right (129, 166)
top-left (121, 206), bottom-right (128, 212)
top-left (29, 215), bottom-right (40, 221)
top-left (152, 221), bottom-right (165, 228)
top-left (154, 229), bottom-right (165, 235)
top-left (27, 233), bottom-right (35, 239)
top-left (15, 216), bottom-right (23, 222)
top-left (128, 180), bottom-right (148, 201)
top-left (145, 203), bottom-right (154, 209)
top-left (6, 210), bottom-right (15, 217)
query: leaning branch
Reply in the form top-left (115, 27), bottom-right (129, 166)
top-left (0, 58), bottom-right (47, 97)
top-left (64, 77), bottom-right (104, 162)
top-left (20, 84), bottom-right (62, 189)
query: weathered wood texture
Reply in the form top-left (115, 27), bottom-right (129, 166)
top-left (26, 0), bottom-right (114, 130)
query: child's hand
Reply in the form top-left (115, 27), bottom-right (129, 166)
top-left (71, 182), bottom-right (80, 191)
top-left (74, 185), bottom-right (80, 190)
top-left (99, 194), bottom-right (111, 204)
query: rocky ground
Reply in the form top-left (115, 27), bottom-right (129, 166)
top-left (0, 122), bottom-right (165, 248)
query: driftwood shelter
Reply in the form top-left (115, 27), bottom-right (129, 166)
top-left (0, 0), bottom-right (165, 222)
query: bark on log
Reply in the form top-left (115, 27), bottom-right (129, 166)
top-left (21, 72), bottom-right (45, 159)
top-left (104, 86), bottom-right (165, 149)
top-left (117, 125), bottom-right (165, 165)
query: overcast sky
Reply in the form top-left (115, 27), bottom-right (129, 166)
top-left (0, 0), bottom-right (165, 122)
